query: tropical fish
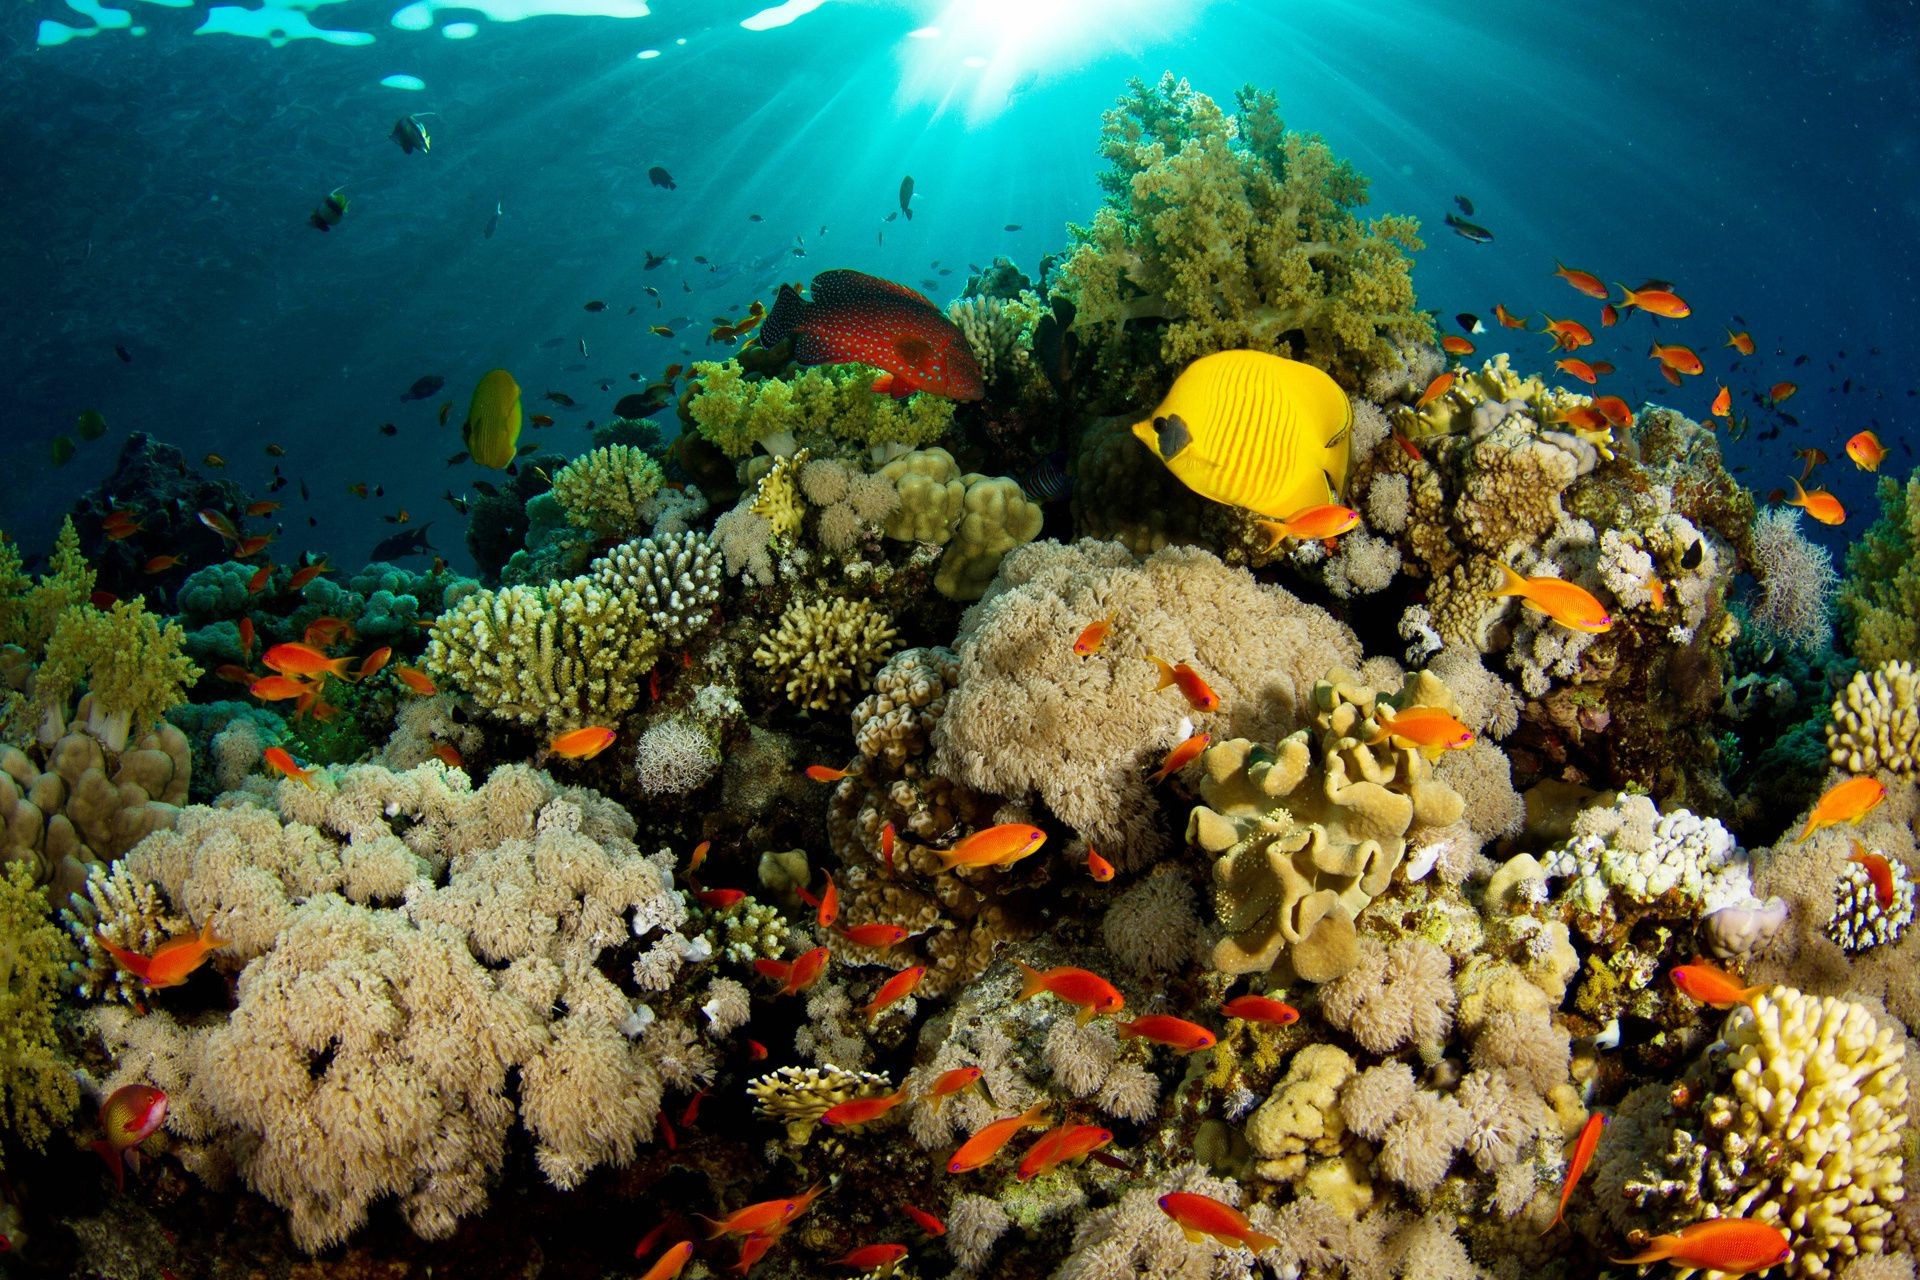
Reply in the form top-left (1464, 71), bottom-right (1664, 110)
top-left (1017, 1123), bottom-right (1114, 1181)
top-left (1454, 194), bottom-right (1474, 214)
top-left (698, 888), bottom-right (747, 910)
top-left (141, 554), bottom-right (184, 574)
top-left (879, 820), bottom-right (896, 874)
top-left (287, 557), bottom-right (331, 590)
top-left (432, 744), bottom-right (464, 769)
top-left (1455, 312), bottom-right (1483, 333)
top-left (804, 764), bottom-right (849, 782)
top-left (1711, 385), bottom-right (1731, 417)
top-left (1014, 961), bottom-right (1123, 1023)
top-left (699, 1198), bottom-right (798, 1239)
top-left (1148, 733), bottom-right (1211, 785)
top-left (1490, 564), bottom-right (1612, 633)
top-left (1220, 994), bottom-right (1298, 1025)
top-left (550, 726), bottom-right (617, 760)
top-left (1609, 1219), bottom-right (1791, 1275)
top-left (75, 408), bottom-right (107, 440)
top-left (1146, 656), bottom-right (1220, 712)
top-left (1367, 705), bottom-right (1475, 758)
top-left (1444, 212), bottom-right (1493, 243)
top-left (839, 922), bottom-right (909, 949)
top-left (833, 1244), bottom-right (907, 1274)
top-left (1541, 317), bottom-right (1594, 351)
top-left (1117, 1014), bottom-right (1217, 1053)
top-left (861, 966), bottom-right (925, 1021)
top-left (933, 823), bottom-right (1046, 872)
top-left (732, 1232), bottom-right (775, 1274)
top-left (1670, 960), bottom-right (1767, 1009)
top-left (1649, 341), bottom-right (1704, 375)
top-left (247, 564), bottom-right (272, 594)
top-left (925, 1066), bottom-right (982, 1110)
top-left (1785, 477), bottom-right (1846, 526)
top-left (264, 642), bottom-right (358, 681)
top-left (815, 870), bottom-right (839, 928)
top-left (1087, 847), bottom-right (1115, 882)
top-left (1847, 430), bottom-right (1887, 471)
top-left (758, 269), bottom-right (984, 401)
top-left (97, 917), bottom-right (227, 989)
top-left (1255, 504), bottom-right (1360, 552)
top-left (1726, 329), bottom-right (1756, 354)
top-left (309, 186), bottom-right (348, 232)
top-left (213, 663), bottom-right (253, 684)
top-left (1553, 262), bottom-right (1608, 298)
top-left (648, 165), bottom-right (676, 189)
top-left (946, 1103), bottom-right (1050, 1173)
top-left (821, 1088), bottom-right (910, 1128)
top-left (898, 174), bottom-right (914, 220)
top-left (389, 114), bottom-right (431, 154)
top-left (1440, 335), bottom-right (1475, 356)
top-left (635, 1240), bottom-right (694, 1280)
top-left (234, 534), bottom-right (273, 558)
top-left (1393, 431), bottom-right (1423, 462)
top-left (394, 665), bottom-right (437, 695)
top-left (1072, 617), bottom-right (1112, 657)
top-left (1849, 842), bottom-right (1897, 908)
top-left (1590, 396), bottom-right (1633, 428)
top-left (90, 1084), bottom-right (168, 1191)
top-left (774, 946), bottom-right (829, 996)
top-left (900, 1203), bottom-right (945, 1236)
top-left (245, 500), bottom-right (280, 517)
top-left (1156, 1191), bottom-right (1279, 1253)
top-left (1769, 381), bottom-right (1798, 405)
top-left (263, 746), bottom-right (316, 789)
top-left (1130, 350), bottom-right (1352, 519)
top-left (355, 648), bottom-right (392, 680)
top-left (248, 674), bottom-right (312, 702)
top-left (1555, 358), bottom-right (1598, 385)
top-left (1494, 303), bottom-right (1527, 328)
top-left (463, 369), bottom-right (523, 470)
top-left (402, 375), bottom-right (445, 402)
top-left (1616, 284), bottom-right (1691, 318)
top-left (1542, 1112), bottom-right (1605, 1233)
top-left (1797, 775), bottom-right (1886, 841)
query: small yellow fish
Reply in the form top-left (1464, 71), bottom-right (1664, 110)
top-left (463, 369), bottom-right (523, 470)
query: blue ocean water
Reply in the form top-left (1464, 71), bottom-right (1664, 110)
top-left (6, 0), bottom-right (1916, 568)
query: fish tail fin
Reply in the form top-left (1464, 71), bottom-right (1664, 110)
top-left (1253, 521), bottom-right (1286, 554)
top-left (200, 916), bottom-right (230, 949)
top-left (1795, 818), bottom-right (1817, 843)
top-left (1490, 563), bottom-right (1529, 600)
top-left (1014, 961), bottom-right (1045, 1002)
top-left (1145, 655), bottom-right (1176, 690)
top-left (1610, 1236), bottom-right (1676, 1265)
top-left (1365, 707), bottom-right (1396, 745)
top-left (1740, 983), bottom-right (1769, 1007)
top-left (1243, 1229), bottom-right (1280, 1254)
top-left (758, 283), bottom-right (806, 350)
top-left (694, 1214), bottom-right (727, 1240)
top-left (1616, 283), bottom-right (1636, 306)
top-left (1538, 1207), bottom-right (1564, 1236)
top-left (90, 1139), bottom-right (126, 1192)
top-left (1020, 1103), bottom-right (1051, 1128)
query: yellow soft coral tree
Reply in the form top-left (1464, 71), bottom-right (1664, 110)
top-left (0, 860), bottom-right (79, 1165)
top-left (1839, 468), bottom-right (1920, 665)
top-left (1059, 74), bottom-right (1432, 400)
top-left (685, 359), bottom-right (955, 459)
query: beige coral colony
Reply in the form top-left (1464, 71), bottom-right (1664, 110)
top-left (1, 55), bottom-right (1916, 1280)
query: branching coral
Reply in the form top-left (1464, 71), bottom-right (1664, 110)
top-left (1058, 74), bottom-right (1432, 397)
top-left (684, 359), bottom-right (955, 459)
top-left (591, 530), bottom-right (724, 648)
top-left (751, 595), bottom-right (899, 711)
top-left (0, 859), bottom-right (79, 1162)
top-left (548, 444), bottom-right (665, 539)
top-left (1839, 470), bottom-right (1920, 665)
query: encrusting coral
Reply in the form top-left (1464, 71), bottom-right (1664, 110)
top-left (87, 763), bottom-right (721, 1252)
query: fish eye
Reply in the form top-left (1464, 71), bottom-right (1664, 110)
top-left (1152, 416), bottom-right (1168, 433)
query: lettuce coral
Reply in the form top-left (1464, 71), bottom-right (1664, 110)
top-left (0, 859), bottom-right (79, 1164)
top-left (549, 444), bottom-right (664, 538)
top-left (1058, 73), bottom-right (1432, 400)
top-left (1838, 469), bottom-right (1920, 665)
top-left (684, 358), bottom-right (955, 460)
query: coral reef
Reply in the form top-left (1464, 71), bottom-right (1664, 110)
top-left (1746, 507), bottom-right (1839, 651)
top-left (751, 594), bottom-right (899, 711)
top-left (683, 359), bottom-right (955, 459)
top-left (1839, 470), bottom-right (1920, 665)
top-left (548, 443), bottom-right (665, 539)
top-left (1829, 660), bottom-right (1920, 779)
top-left (0, 859), bottom-right (79, 1163)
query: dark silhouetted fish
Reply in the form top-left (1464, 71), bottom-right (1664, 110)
top-left (1454, 194), bottom-right (1474, 215)
top-left (645, 250), bottom-right (667, 270)
top-left (1016, 451), bottom-right (1071, 503)
top-left (371, 523), bottom-right (436, 560)
top-left (649, 166), bottom-right (676, 189)
top-left (484, 201), bottom-right (501, 239)
top-left (1444, 212), bottom-right (1492, 243)
top-left (401, 375), bottom-right (445, 402)
top-left (899, 174), bottom-right (914, 220)
top-left (114, 343), bottom-right (132, 363)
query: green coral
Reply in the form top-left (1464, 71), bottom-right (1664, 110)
top-left (32, 600), bottom-right (201, 750)
top-left (1839, 469), bottom-right (1920, 665)
top-left (685, 359), bottom-right (955, 460)
top-left (1058, 74), bottom-right (1432, 399)
top-left (0, 859), bottom-right (80, 1162)
top-left (549, 444), bottom-right (665, 539)
top-left (176, 560), bottom-right (256, 623)
top-left (0, 519), bottom-right (95, 655)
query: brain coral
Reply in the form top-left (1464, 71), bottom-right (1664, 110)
top-left (932, 539), bottom-right (1361, 869)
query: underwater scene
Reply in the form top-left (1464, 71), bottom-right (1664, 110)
top-left (4, 0), bottom-right (1920, 1276)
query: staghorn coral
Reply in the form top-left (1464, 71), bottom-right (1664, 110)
top-left (590, 530), bottom-right (724, 648)
top-left (548, 444), bottom-right (665, 539)
top-left (1058, 74), bottom-right (1431, 398)
top-left (89, 764), bottom-right (709, 1252)
top-left (1839, 469), bottom-right (1920, 666)
top-left (684, 359), bottom-right (955, 459)
top-left (752, 594), bottom-right (899, 712)
top-left (1828, 661), bottom-right (1920, 780)
top-left (0, 859), bottom-right (79, 1162)
top-left (59, 857), bottom-right (189, 1006)
top-left (935, 539), bottom-right (1361, 869)
top-left (746, 1063), bottom-right (891, 1145)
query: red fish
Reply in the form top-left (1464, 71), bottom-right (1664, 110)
top-left (1555, 358), bottom-right (1598, 385)
top-left (934, 823), bottom-right (1046, 871)
top-left (1073, 617), bottom-right (1113, 657)
top-left (1609, 1219), bottom-right (1791, 1275)
top-left (247, 563), bottom-right (271, 594)
top-left (551, 726), bottom-right (617, 759)
top-left (1086, 847), bottom-right (1115, 882)
top-left (287, 558), bottom-right (331, 591)
top-left (213, 663), bottom-right (254, 684)
top-left (821, 1088), bottom-right (910, 1128)
top-left (1553, 262), bottom-right (1608, 298)
top-left (1220, 994), bottom-right (1298, 1026)
top-left (774, 946), bottom-right (829, 996)
top-left (1542, 1112), bottom-right (1605, 1233)
top-left (839, 922), bottom-right (910, 948)
top-left (832, 1244), bottom-right (907, 1273)
top-left (394, 665), bottom-right (437, 695)
top-left (265, 642), bottom-right (356, 681)
top-left (1847, 430), bottom-right (1888, 472)
top-left (925, 1066), bottom-right (983, 1110)
top-left (142, 554), bottom-right (185, 574)
top-left (636, 1241), bottom-right (694, 1280)
top-left (880, 820), bottom-right (896, 873)
top-left (1393, 431), bottom-right (1424, 462)
top-left (197, 508), bottom-right (240, 542)
top-left (1540, 316), bottom-right (1594, 350)
top-left (1014, 961), bottom-right (1123, 1023)
top-left (263, 746), bottom-right (317, 789)
top-left (1440, 334), bottom-right (1475, 355)
top-left (1145, 656), bottom-right (1219, 711)
top-left (731, 1233), bottom-right (774, 1275)
top-left (1849, 842), bottom-right (1897, 908)
top-left (759, 269), bottom-right (985, 401)
top-left (946, 1103), bottom-right (1050, 1174)
top-left (1710, 385), bottom-right (1731, 417)
top-left (1017, 1123), bottom-right (1113, 1181)
top-left (1616, 284), bottom-right (1691, 318)
top-left (1148, 732), bottom-right (1210, 785)
top-left (1725, 329), bottom-right (1756, 355)
top-left (1769, 380), bottom-right (1798, 405)
top-left (862, 965), bottom-right (925, 1021)
top-left (815, 870), bottom-right (839, 928)
top-left (1600, 303), bottom-right (1619, 327)
top-left (1118, 1014), bottom-right (1216, 1053)
top-left (1494, 302), bottom-right (1527, 329)
top-left (248, 674), bottom-right (312, 702)
top-left (432, 744), bottom-right (464, 769)
top-left (233, 534), bottom-right (273, 558)
top-left (699, 1198), bottom-right (797, 1239)
top-left (1649, 341), bottom-right (1704, 375)
top-left (1156, 1191), bottom-right (1278, 1253)
top-left (356, 647), bottom-right (392, 680)
top-left (1415, 371), bottom-right (1455, 409)
top-left (90, 1083), bottom-right (169, 1192)
top-left (1589, 395), bottom-right (1633, 428)
top-left (804, 764), bottom-right (848, 782)
top-left (900, 1203), bottom-right (945, 1236)
top-left (97, 918), bottom-right (226, 989)
top-left (687, 840), bottom-right (710, 875)
top-left (245, 500), bottom-right (281, 517)
top-left (237, 617), bottom-right (255, 655)
top-left (1670, 960), bottom-right (1766, 1009)
top-left (1786, 477), bottom-right (1846, 527)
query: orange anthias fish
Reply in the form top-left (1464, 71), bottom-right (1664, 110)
top-left (1553, 262), bottom-right (1609, 298)
top-left (287, 558), bottom-right (331, 590)
top-left (551, 726), bottom-right (617, 759)
top-left (1609, 1219), bottom-right (1792, 1276)
top-left (1649, 341), bottom-right (1704, 375)
top-left (1710, 385), bottom-right (1731, 417)
top-left (821, 1088), bottom-right (910, 1128)
top-left (1017, 1123), bottom-right (1114, 1181)
top-left (879, 820), bottom-right (896, 873)
top-left (97, 917), bottom-right (227, 989)
top-left (900, 1203), bottom-right (946, 1236)
top-left (248, 674), bottom-right (312, 702)
top-left (1786, 477), bottom-right (1846, 527)
top-left (142, 554), bottom-right (185, 574)
top-left (1589, 396), bottom-right (1633, 429)
top-left (1670, 960), bottom-right (1767, 1009)
top-left (1014, 961), bottom-right (1124, 1024)
top-left (925, 1066), bottom-right (983, 1111)
top-left (777, 946), bottom-right (829, 996)
top-left (1146, 656), bottom-right (1220, 712)
top-left (1148, 732), bottom-right (1211, 785)
top-left (1793, 447), bottom-right (1828, 480)
top-left (1848, 842), bottom-right (1897, 908)
top-left (1846, 430), bottom-right (1887, 471)
top-left (832, 1244), bottom-right (907, 1274)
top-left (432, 744), bottom-right (464, 769)
top-left (1798, 775), bottom-right (1887, 841)
top-left (839, 922), bottom-right (910, 948)
top-left (946, 1102), bottom-right (1050, 1173)
top-left (1415, 371), bottom-right (1456, 409)
top-left (636, 1240), bottom-right (695, 1280)
top-left (1540, 317), bottom-right (1595, 351)
top-left (1221, 994), bottom-right (1299, 1025)
top-left (815, 870), bottom-right (839, 928)
top-left (90, 1083), bottom-right (169, 1191)
top-left (1600, 303), bottom-right (1619, 327)
top-left (1769, 381), bottom-right (1798, 405)
top-left (394, 665), bottom-right (437, 695)
top-left (1555, 358), bottom-right (1598, 385)
top-left (233, 534), bottom-right (273, 558)
top-left (933, 823), bottom-right (1047, 871)
top-left (356, 647), bottom-right (392, 680)
top-left (1118, 1014), bottom-right (1217, 1053)
top-left (263, 642), bottom-right (358, 681)
top-left (1725, 329), bottom-right (1756, 355)
top-left (1542, 1112), bottom-right (1605, 1233)
top-left (263, 746), bottom-right (317, 789)
top-left (699, 1197), bottom-right (798, 1239)
top-left (237, 616), bottom-right (256, 656)
top-left (1495, 302), bottom-right (1527, 329)
top-left (1440, 334), bottom-right (1475, 356)
top-left (758, 269), bottom-right (985, 401)
top-left (1367, 705), bottom-right (1475, 758)
top-left (731, 1232), bottom-right (775, 1275)
top-left (1086, 847), bottom-right (1115, 882)
top-left (1254, 504), bottom-right (1360, 552)
top-left (701, 889), bottom-right (749, 910)
top-left (247, 563), bottom-right (271, 594)
top-left (1491, 564), bottom-right (1612, 633)
top-left (804, 764), bottom-right (849, 782)
top-left (1156, 1191), bottom-right (1279, 1254)
top-left (1616, 284), bottom-right (1691, 318)
top-left (861, 966), bottom-right (925, 1021)
top-left (1072, 617), bottom-right (1113, 657)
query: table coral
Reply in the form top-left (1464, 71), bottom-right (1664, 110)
top-left (1828, 660), bottom-right (1920, 780)
top-left (0, 859), bottom-right (79, 1164)
top-left (1058, 74), bottom-right (1431, 399)
top-left (548, 443), bottom-right (665, 539)
top-left (89, 764), bottom-right (716, 1252)
top-left (751, 594), bottom-right (899, 711)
